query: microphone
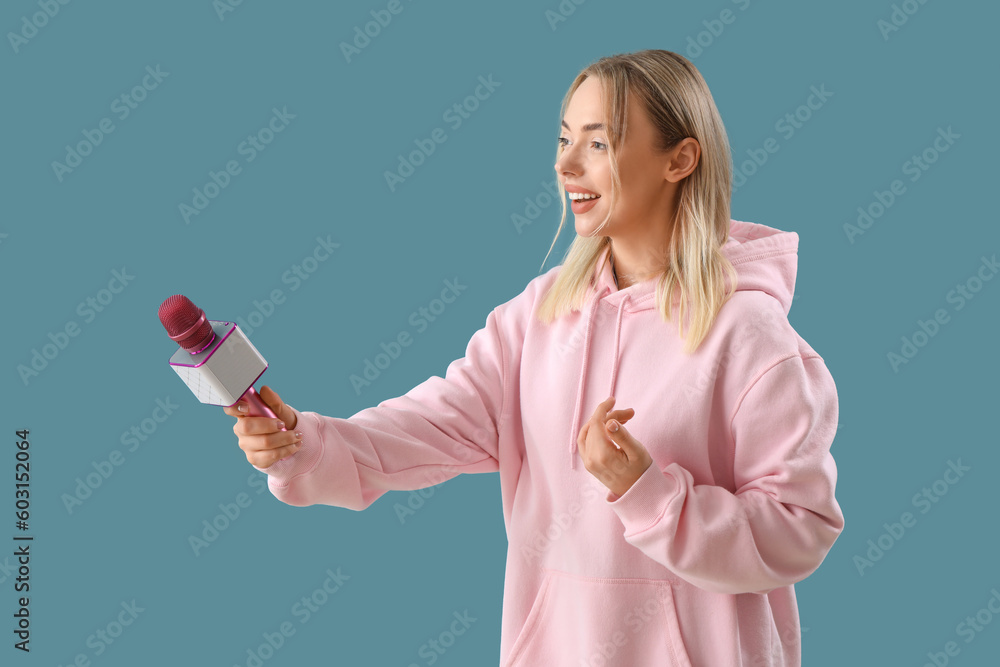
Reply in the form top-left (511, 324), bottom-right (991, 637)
top-left (157, 295), bottom-right (285, 426)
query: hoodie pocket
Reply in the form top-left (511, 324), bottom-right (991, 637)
top-left (505, 568), bottom-right (693, 667)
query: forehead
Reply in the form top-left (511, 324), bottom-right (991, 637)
top-left (563, 76), bottom-right (651, 145)
top-left (563, 76), bottom-right (605, 123)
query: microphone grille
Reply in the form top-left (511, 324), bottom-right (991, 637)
top-left (158, 294), bottom-right (215, 352)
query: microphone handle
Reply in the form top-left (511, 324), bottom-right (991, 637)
top-left (239, 385), bottom-right (288, 431)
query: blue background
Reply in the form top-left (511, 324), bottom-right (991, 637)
top-left (2, 0), bottom-right (997, 665)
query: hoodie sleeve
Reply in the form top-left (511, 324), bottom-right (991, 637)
top-left (251, 307), bottom-right (507, 510)
top-left (605, 354), bottom-right (845, 595)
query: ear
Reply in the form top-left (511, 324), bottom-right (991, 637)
top-left (664, 137), bottom-right (700, 182)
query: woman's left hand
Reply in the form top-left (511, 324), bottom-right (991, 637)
top-left (577, 396), bottom-right (654, 498)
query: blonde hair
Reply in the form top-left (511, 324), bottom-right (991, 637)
top-left (536, 49), bottom-right (738, 355)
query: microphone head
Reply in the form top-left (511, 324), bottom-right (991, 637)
top-left (158, 294), bottom-right (216, 352)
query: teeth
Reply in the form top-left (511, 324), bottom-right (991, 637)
top-left (568, 192), bottom-right (600, 200)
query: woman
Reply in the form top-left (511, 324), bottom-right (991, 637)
top-left (225, 49), bottom-right (845, 666)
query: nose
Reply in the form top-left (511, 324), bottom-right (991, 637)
top-left (554, 141), bottom-right (582, 176)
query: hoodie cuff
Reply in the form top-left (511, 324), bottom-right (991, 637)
top-left (606, 462), bottom-right (680, 534)
top-left (251, 406), bottom-right (323, 487)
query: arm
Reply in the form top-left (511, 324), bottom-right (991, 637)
top-left (255, 307), bottom-right (508, 511)
top-left (605, 355), bottom-right (845, 595)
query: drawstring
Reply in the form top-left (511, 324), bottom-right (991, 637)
top-left (569, 290), bottom-right (630, 470)
top-left (569, 292), bottom-right (600, 470)
top-left (608, 293), bottom-right (629, 401)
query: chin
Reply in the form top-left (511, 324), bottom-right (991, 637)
top-left (575, 217), bottom-right (608, 238)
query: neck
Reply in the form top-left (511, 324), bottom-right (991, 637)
top-left (610, 248), bottom-right (653, 290)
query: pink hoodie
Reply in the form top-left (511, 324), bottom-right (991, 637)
top-left (257, 219), bottom-right (845, 666)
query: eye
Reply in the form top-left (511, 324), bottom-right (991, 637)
top-left (557, 137), bottom-right (607, 151)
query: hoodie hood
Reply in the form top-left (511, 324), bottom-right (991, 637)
top-left (567, 219), bottom-right (799, 469)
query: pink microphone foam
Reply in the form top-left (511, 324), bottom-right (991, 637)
top-left (158, 294), bottom-right (216, 353)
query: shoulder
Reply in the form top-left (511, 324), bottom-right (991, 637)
top-left (493, 264), bottom-right (563, 323)
top-left (712, 290), bottom-right (825, 372)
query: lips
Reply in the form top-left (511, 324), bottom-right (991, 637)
top-left (570, 196), bottom-right (601, 212)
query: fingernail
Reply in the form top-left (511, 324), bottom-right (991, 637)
top-left (276, 420), bottom-right (285, 430)
top-left (294, 432), bottom-right (303, 440)
top-left (607, 419), bottom-right (620, 432)
top-left (237, 403), bottom-right (247, 413)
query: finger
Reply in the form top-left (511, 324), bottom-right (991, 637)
top-left (222, 402), bottom-right (249, 418)
top-left (237, 429), bottom-right (303, 454)
top-left (250, 441), bottom-right (303, 469)
top-left (233, 416), bottom-right (290, 437)
top-left (588, 396), bottom-right (617, 426)
top-left (604, 418), bottom-right (640, 458)
top-left (260, 386), bottom-right (297, 430)
top-left (606, 407), bottom-right (635, 423)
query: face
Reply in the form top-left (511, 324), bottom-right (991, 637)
top-left (555, 76), bottom-right (694, 243)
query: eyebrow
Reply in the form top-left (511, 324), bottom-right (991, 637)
top-left (561, 120), bottom-right (605, 132)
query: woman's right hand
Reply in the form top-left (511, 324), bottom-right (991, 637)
top-left (222, 385), bottom-right (303, 469)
